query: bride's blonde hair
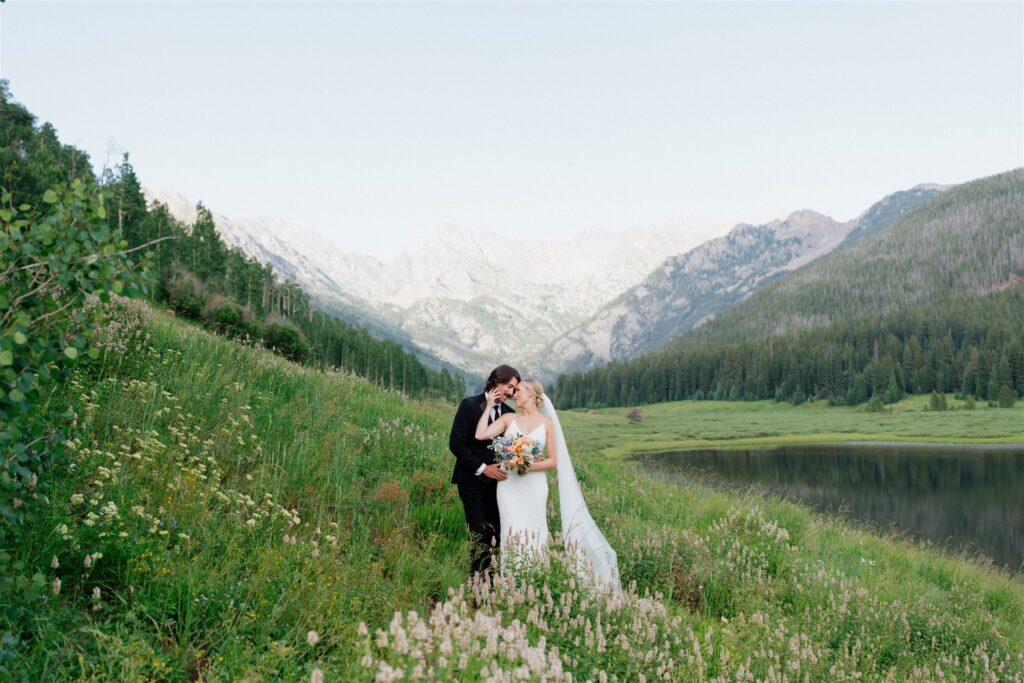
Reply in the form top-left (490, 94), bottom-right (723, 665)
top-left (520, 379), bottom-right (545, 409)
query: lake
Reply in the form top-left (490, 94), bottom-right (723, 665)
top-left (636, 443), bottom-right (1024, 571)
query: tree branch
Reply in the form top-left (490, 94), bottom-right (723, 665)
top-left (13, 235), bottom-right (177, 273)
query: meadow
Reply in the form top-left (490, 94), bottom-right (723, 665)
top-left (6, 302), bottom-right (1023, 681)
top-left (558, 396), bottom-right (1024, 458)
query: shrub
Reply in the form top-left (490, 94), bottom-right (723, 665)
top-left (864, 395), bottom-right (885, 413)
top-left (163, 270), bottom-right (205, 318)
top-left (929, 390), bottom-right (948, 412)
top-left (201, 294), bottom-right (248, 338)
top-left (262, 318), bottom-right (310, 363)
top-left (0, 182), bottom-right (145, 621)
top-left (997, 385), bottom-right (1016, 409)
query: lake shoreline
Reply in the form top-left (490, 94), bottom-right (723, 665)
top-left (635, 442), bottom-right (1024, 572)
top-left (629, 438), bottom-right (1024, 457)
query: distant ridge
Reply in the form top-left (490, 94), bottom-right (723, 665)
top-left (530, 184), bottom-right (945, 380)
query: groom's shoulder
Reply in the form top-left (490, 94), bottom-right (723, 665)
top-left (457, 393), bottom-right (484, 409)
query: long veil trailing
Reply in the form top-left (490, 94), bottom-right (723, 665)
top-left (541, 396), bottom-right (622, 594)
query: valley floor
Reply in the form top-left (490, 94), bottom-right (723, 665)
top-left (6, 306), bottom-right (1023, 681)
top-left (558, 396), bottom-right (1024, 458)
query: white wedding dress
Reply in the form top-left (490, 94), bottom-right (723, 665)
top-left (496, 419), bottom-right (550, 565)
top-left (495, 404), bottom-right (622, 594)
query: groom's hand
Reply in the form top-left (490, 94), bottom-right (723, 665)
top-left (482, 464), bottom-right (508, 481)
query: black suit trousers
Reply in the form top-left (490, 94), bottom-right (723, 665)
top-left (457, 476), bottom-right (501, 576)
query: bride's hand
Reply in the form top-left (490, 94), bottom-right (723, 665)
top-left (485, 388), bottom-right (503, 407)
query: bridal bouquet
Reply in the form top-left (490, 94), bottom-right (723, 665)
top-left (490, 434), bottom-right (545, 475)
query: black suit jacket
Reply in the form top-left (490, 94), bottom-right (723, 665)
top-left (449, 393), bottom-right (513, 484)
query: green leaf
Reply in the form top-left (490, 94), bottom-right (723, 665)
top-left (13, 332), bottom-right (27, 345)
top-left (87, 347), bottom-right (100, 360)
top-left (0, 350), bottom-right (12, 366)
top-left (9, 390), bottom-right (25, 402)
top-left (63, 347), bottom-right (79, 360)
top-left (42, 189), bottom-right (58, 204)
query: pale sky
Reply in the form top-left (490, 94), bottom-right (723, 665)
top-left (2, 1), bottom-right (1022, 261)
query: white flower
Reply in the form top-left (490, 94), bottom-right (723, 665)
top-left (310, 669), bottom-right (324, 683)
top-left (84, 555), bottom-right (92, 568)
top-left (51, 556), bottom-right (59, 569)
top-left (70, 494), bottom-right (84, 505)
top-left (92, 587), bottom-right (101, 601)
top-left (52, 578), bottom-right (61, 595)
top-left (307, 630), bottom-right (320, 647)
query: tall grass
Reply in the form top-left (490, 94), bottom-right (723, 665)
top-left (4, 303), bottom-right (1022, 681)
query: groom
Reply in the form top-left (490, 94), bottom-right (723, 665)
top-left (449, 364), bottom-right (521, 578)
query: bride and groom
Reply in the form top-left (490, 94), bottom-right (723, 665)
top-left (448, 364), bottom-right (620, 591)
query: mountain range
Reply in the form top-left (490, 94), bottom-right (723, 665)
top-left (143, 189), bottom-right (728, 377)
top-left (531, 185), bottom-right (945, 378)
top-left (144, 175), bottom-right (987, 383)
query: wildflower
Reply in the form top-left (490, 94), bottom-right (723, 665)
top-left (71, 493), bottom-right (84, 505)
top-left (84, 555), bottom-right (93, 568)
top-left (51, 556), bottom-right (59, 569)
top-left (307, 630), bottom-right (320, 647)
top-left (358, 621), bottom-right (369, 637)
top-left (92, 587), bottom-right (101, 601)
top-left (246, 519), bottom-right (257, 528)
top-left (310, 669), bottom-right (324, 683)
top-left (52, 578), bottom-right (61, 595)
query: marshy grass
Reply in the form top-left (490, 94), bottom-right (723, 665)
top-left (5, 302), bottom-right (1022, 681)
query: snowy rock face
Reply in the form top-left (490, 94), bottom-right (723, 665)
top-left (530, 210), bottom-right (856, 380)
top-left (143, 189), bottom-right (728, 376)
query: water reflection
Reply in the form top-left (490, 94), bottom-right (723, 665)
top-left (636, 444), bottom-right (1024, 571)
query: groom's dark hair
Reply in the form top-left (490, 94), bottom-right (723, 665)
top-left (485, 364), bottom-right (521, 391)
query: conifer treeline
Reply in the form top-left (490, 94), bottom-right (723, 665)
top-left (555, 279), bottom-right (1024, 409)
top-left (1, 82), bottom-right (464, 400)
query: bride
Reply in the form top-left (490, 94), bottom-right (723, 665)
top-left (475, 379), bottom-right (621, 592)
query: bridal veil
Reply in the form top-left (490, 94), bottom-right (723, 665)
top-left (541, 396), bottom-right (622, 594)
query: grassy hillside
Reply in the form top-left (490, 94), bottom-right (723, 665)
top-left (6, 302), bottom-right (1023, 680)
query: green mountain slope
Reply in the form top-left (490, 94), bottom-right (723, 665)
top-left (555, 170), bottom-right (1024, 408)
top-left (4, 302), bottom-right (1022, 680)
top-left (693, 168), bottom-right (1024, 345)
